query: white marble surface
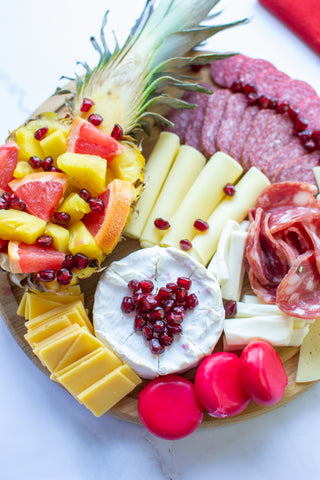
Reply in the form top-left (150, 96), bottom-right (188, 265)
top-left (1, 0), bottom-right (320, 478)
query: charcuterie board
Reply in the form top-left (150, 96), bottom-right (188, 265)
top-left (0, 64), bottom-right (317, 429)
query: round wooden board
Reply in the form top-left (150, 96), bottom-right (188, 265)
top-left (0, 64), bottom-right (317, 428)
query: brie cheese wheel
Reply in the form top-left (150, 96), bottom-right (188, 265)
top-left (93, 246), bottom-right (224, 378)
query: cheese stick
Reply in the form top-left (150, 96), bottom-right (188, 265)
top-left (207, 219), bottom-right (239, 285)
top-left (124, 132), bottom-right (180, 239)
top-left (161, 152), bottom-right (243, 249)
top-left (191, 167), bottom-right (270, 265)
top-left (140, 145), bottom-right (205, 247)
top-left (220, 230), bottom-right (247, 301)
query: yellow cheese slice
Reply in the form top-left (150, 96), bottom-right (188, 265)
top-left (160, 152), bottom-right (243, 250)
top-left (33, 323), bottom-right (81, 354)
top-left (17, 291), bottom-right (28, 317)
top-left (125, 132), bottom-right (180, 239)
top-left (296, 318), bottom-right (320, 382)
top-left (25, 295), bottom-right (61, 320)
top-left (24, 316), bottom-right (72, 348)
top-left (54, 347), bottom-right (123, 396)
top-left (191, 167), bottom-right (270, 265)
top-left (140, 145), bottom-right (206, 247)
top-left (78, 365), bottom-right (142, 417)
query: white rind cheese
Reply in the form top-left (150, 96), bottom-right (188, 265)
top-left (93, 246), bottom-right (225, 378)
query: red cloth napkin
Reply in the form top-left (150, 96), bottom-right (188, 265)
top-left (259, 0), bottom-right (320, 55)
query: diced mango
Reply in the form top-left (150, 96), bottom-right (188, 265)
top-left (44, 222), bottom-right (70, 253)
top-left (13, 161), bottom-right (34, 178)
top-left (15, 126), bottom-right (44, 161)
top-left (57, 152), bottom-right (107, 195)
top-left (58, 193), bottom-right (91, 223)
top-left (0, 210), bottom-right (46, 244)
top-left (40, 129), bottom-right (67, 159)
top-left (68, 220), bottom-right (104, 261)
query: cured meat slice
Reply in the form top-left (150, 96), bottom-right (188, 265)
top-left (256, 181), bottom-right (318, 211)
top-left (263, 139), bottom-right (306, 180)
top-left (240, 110), bottom-right (275, 170)
top-left (210, 59), bottom-right (230, 87)
top-left (254, 68), bottom-right (290, 98)
top-left (184, 86), bottom-right (215, 151)
top-left (246, 208), bottom-right (271, 286)
top-left (223, 54), bottom-right (248, 88)
top-left (248, 114), bottom-right (294, 171)
top-left (276, 79), bottom-right (317, 108)
top-left (229, 105), bottom-right (259, 161)
top-left (276, 223), bottom-right (313, 257)
top-left (276, 251), bottom-right (320, 319)
top-left (248, 268), bottom-right (277, 304)
top-left (302, 218), bottom-right (320, 271)
top-left (200, 89), bottom-right (231, 158)
top-left (298, 96), bottom-right (320, 131)
top-left (215, 93), bottom-right (248, 153)
top-left (162, 90), bottom-right (197, 143)
top-left (271, 152), bottom-right (319, 186)
top-left (239, 58), bottom-right (275, 86)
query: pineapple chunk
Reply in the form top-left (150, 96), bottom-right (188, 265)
top-left (0, 210), bottom-right (46, 244)
top-left (57, 153), bottom-right (107, 195)
top-left (40, 129), bottom-right (67, 159)
top-left (13, 161), bottom-right (34, 178)
top-left (45, 222), bottom-right (70, 253)
top-left (68, 220), bottom-right (104, 261)
top-left (58, 193), bottom-right (91, 223)
top-left (15, 127), bottom-right (44, 161)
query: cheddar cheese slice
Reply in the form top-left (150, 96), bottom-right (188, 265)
top-left (25, 316), bottom-right (72, 348)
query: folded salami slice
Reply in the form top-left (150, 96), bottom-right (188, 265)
top-left (298, 96), bottom-right (320, 131)
top-left (276, 251), bottom-right (320, 319)
top-left (239, 57), bottom-right (275, 86)
top-left (229, 105), bottom-right (259, 162)
top-left (215, 93), bottom-right (248, 153)
top-left (255, 68), bottom-right (290, 98)
top-left (240, 110), bottom-right (275, 170)
top-left (246, 208), bottom-right (272, 286)
top-left (263, 139), bottom-right (306, 179)
top-left (271, 152), bottom-right (319, 186)
top-left (200, 89), bottom-right (231, 158)
top-left (276, 79), bottom-right (317, 108)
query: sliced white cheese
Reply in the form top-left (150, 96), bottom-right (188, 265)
top-left (296, 318), bottom-right (320, 382)
top-left (289, 325), bottom-right (309, 347)
top-left (221, 230), bottom-right (247, 301)
top-left (241, 294), bottom-right (265, 304)
top-left (234, 301), bottom-right (284, 317)
top-left (207, 219), bottom-right (239, 285)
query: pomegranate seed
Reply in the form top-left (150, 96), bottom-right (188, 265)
top-left (159, 332), bottom-right (173, 347)
top-left (312, 130), bottom-right (320, 140)
top-left (193, 219), bottom-right (209, 232)
top-left (80, 97), bottom-right (95, 113)
top-left (88, 113), bottom-right (103, 126)
top-left (154, 218), bottom-right (170, 230)
top-left (269, 98), bottom-right (278, 110)
top-left (128, 279), bottom-right (140, 292)
top-left (153, 320), bottom-right (165, 334)
top-left (167, 324), bottom-right (183, 335)
top-left (244, 83), bottom-right (258, 96)
top-left (224, 300), bottom-right (237, 317)
top-left (231, 80), bottom-right (243, 93)
top-left (89, 197), bottom-right (104, 213)
top-left (50, 166), bottom-right (62, 173)
top-left (247, 92), bottom-right (258, 106)
top-left (258, 95), bottom-right (271, 109)
top-left (37, 269), bottom-right (55, 282)
top-left (62, 254), bottom-right (74, 271)
top-left (10, 197), bottom-right (26, 211)
top-left (56, 268), bottom-right (73, 285)
top-left (304, 138), bottom-right (317, 152)
top-left (142, 294), bottom-right (158, 311)
top-left (149, 338), bottom-right (164, 355)
top-left (186, 293), bottom-right (198, 310)
top-left (79, 189), bottom-right (91, 202)
top-left (177, 277), bottom-right (192, 290)
top-left (121, 296), bottom-right (135, 314)
top-left (29, 156), bottom-right (42, 169)
top-left (110, 124), bottom-right (123, 140)
top-left (134, 314), bottom-right (146, 331)
top-left (190, 63), bottom-right (205, 72)
top-left (73, 253), bottom-right (89, 270)
top-left (42, 156), bottom-right (54, 171)
top-left (163, 298), bottom-right (175, 312)
top-left (140, 279), bottom-right (154, 293)
top-left (157, 287), bottom-right (172, 301)
top-left (53, 211), bottom-right (70, 226)
top-left (34, 127), bottom-right (48, 141)
top-left (288, 105), bottom-right (299, 120)
top-left (36, 235), bottom-right (53, 248)
top-left (167, 311), bottom-right (184, 325)
top-left (293, 117), bottom-right (308, 133)
top-left (0, 198), bottom-right (9, 210)
top-left (148, 307), bottom-right (165, 322)
top-left (166, 282), bottom-right (177, 292)
top-left (297, 129), bottom-right (312, 145)
top-left (133, 292), bottom-right (144, 306)
top-left (173, 305), bottom-right (185, 316)
top-left (176, 287), bottom-right (188, 304)
top-left (223, 183), bottom-right (236, 196)
top-left (276, 101), bottom-right (289, 114)
top-left (180, 239), bottom-right (192, 251)
top-left (142, 324), bottom-right (153, 341)
top-left (1, 192), bottom-right (10, 203)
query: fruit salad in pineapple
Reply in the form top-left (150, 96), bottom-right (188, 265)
top-left (0, 0), bottom-right (244, 290)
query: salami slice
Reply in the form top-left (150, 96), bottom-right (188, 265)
top-left (248, 268), bottom-right (277, 304)
top-left (276, 79), bottom-right (317, 108)
top-left (246, 208), bottom-right (272, 286)
top-left (229, 105), bottom-right (259, 162)
top-left (256, 181), bottom-right (318, 212)
top-left (248, 114), bottom-right (294, 171)
top-left (210, 59), bottom-right (230, 87)
top-left (162, 90), bottom-right (197, 142)
top-left (271, 152), bottom-right (319, 186)
top-left (255, 68), bottom-right (289, 98)
top-left (184, 87), bottom-right (215, 151)
top-left (200, 89), bottom-right (231, 158)
top-left (239, 58), bottom-right (275, 86)
top-left (223, 54), bottom-right (248, 88)
top-left (263, 139), bottom-right (306, 180)
top-left (276, 251), bottom-right (320, 319)
top-left (298, 96), bottom-right (320, 131)
top-left (240, 109), bottom-right (275, 170)
top-left (215, 93), bottom-right (248, 153)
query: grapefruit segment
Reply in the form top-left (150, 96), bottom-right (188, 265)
top-left (0, 142), bottom-right (19, 191)
top-left (82, 179), bottom-right (132, 254)
top-left (66, 117), bottom-right (124, 162)
top-left (9, 172), bottom-right (69, 221)
top-left (8, 241), bottom-right (66, 274)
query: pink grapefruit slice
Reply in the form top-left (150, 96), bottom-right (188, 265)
top-left (9, 172), bottom-right (69, 221)
top-left (0, 142), bottom-right (19, 191)
top-left (82, 179), bottom-right (132, 254)
top-left (66, 117), bottom-right (124, 162)
top-left (8, 241), bottom-right (65, 274)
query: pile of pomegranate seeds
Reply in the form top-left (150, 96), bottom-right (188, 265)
top-left (0, 192), bottom-right (26, 211)
top-left (37, 252), bottom-right (93, 285)
top-left (121, 277), bottom-right (199, 355)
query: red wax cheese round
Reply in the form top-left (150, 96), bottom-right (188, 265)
top-left (195, 352), bottom-right (250, 418)
top-left (138, 374), bottom-right (203, 439)
top-left (240, 341), bottom-right (288, 406)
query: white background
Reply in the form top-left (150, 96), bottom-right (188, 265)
top-left (1, 1), bottom-right (320, 479)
